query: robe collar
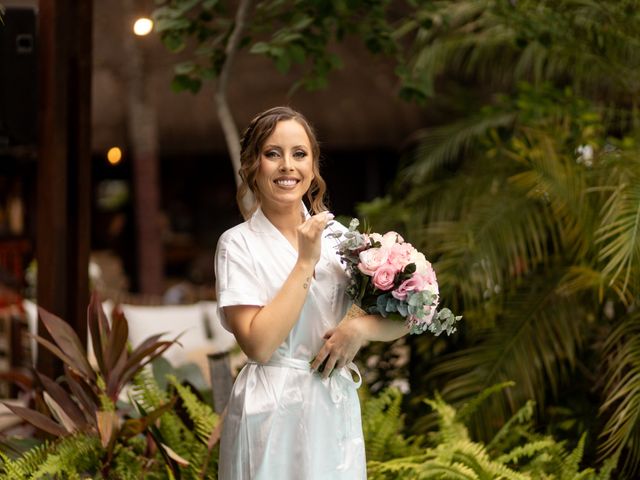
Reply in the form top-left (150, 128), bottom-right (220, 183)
top-left (248, 203), bottom-right (311, 255)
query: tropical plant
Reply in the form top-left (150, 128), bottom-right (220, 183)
top-left (356, 0), bottom-right (640, 476)
top-left (0, 293), bottom-right (221, 478)
top-left (361, 81), bottom-right (639, 477)
top-left (366, 384), bottom-right (618, 479)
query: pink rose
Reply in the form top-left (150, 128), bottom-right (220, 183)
top-left (380, 231), bottom-right (404, 248)
top-left (410, 251), bottom-right (429, 274)
top-left (358, 247), bottom-right (389, 276)
top-left (369, 233), bottom-right (384, 246)
top-left (391, 273), bottom-right (428, 300)
top-left (372, 264), bottom-right (397, 291)
top-left (420, 263), bottom-right (438, 292)
top-left (387, 242), bottom-right (415, 272)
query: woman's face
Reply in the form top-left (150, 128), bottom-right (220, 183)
top-left (255, 119), bottom-right (315, 212)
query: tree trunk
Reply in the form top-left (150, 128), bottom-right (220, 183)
top-left (122, 0), bottom-right (164, 295)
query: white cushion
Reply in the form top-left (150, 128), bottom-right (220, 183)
top-left (198, 301), bottom-right (237, 354)
top-left (121, 304), bottom-right (206, 367)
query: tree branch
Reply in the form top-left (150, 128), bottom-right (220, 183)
top-left (215, 0), bottom-right (253, 188)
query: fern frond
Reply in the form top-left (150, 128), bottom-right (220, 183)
top-left (559, 433), bottom-right (587, 478)
top-left (131, 366), bottom-right (168, 410)
top-left (496, 439), bottom-right (556, 465)
top-left (29, 434), bottom-right (102, 479)
top-left (456, 381), bottom-right (514, 422)
top-left (167, 375), bottom-right (217, 445)
top-left (0, 443), bottom-right (48, 480)
top-left (487, 400), bottom-right (536, 453)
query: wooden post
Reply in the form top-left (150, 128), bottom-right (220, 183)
top-left (122, 0), bottom-right (164, 295)
top-left (36, 0), bottom-right (92, 376)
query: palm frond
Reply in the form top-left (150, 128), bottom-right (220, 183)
top-left (598, 312), bottom-right (640, 477)
top-left (426, 281), bottom-right (586, 439)
top-left (595, 156), bottom-right (640, 303)
top-left (402, 0), bottom-right (640, 100)
top-left (402, 110), bottom-right (517, 184)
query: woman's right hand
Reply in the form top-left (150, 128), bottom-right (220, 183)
top-left (296, 211), bottom-right (334, 266)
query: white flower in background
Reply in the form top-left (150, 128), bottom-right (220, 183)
top-left (576, 144), bottom-right (594, 167)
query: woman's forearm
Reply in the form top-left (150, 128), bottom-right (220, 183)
top-left (350, 314), bottom-right (410, 343)
top-left (229, 259), bottom-right (316, 363)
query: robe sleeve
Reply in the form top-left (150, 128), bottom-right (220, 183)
top-left (214, 232), bottom-right (268, 330)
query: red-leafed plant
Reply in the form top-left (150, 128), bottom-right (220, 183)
top-left (0, 292), bottom-right (215, 478)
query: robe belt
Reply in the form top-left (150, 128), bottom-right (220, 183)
top-left (247, 355), bottom-right (362, 405)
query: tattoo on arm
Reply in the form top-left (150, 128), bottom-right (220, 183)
top-left (303, 277), bottom-right (310, 289)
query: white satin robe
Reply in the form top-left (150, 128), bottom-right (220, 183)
top-left (214, 207), bottom-right (366, 480)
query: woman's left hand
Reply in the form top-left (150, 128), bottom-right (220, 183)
top-left (311, 317), bottom-right (366, 379)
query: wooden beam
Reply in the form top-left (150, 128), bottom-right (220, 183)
top-left (36, 0), bottom-right (92, 376)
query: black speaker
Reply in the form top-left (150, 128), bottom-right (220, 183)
top-left (0, 7), bottom-right (37, 148)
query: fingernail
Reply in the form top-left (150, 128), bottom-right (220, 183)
top-left (327, 212), bottom-right (334, 219)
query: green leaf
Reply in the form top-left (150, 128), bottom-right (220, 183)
top-left (292, 16), bottom-right (313, 31)
top-left (250, 41), bottom-right (270, 54)
top-left (171, 74), bottom-right (202, 93)
top-left (155, 17), bottom-right (191, 34)
top-left (275, 53), bottom-right (291, 73)
top-left (174, 61), bottom-right (196, 75)
top-left (289, 44), bottom-right (306, 64)
top-left (202, 0), bottom-right (219, 9)
top-left (162, 32), bottom-right (186, 52)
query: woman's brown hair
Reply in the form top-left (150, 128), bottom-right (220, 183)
top-left (236, 106), bottom-right (328, 219)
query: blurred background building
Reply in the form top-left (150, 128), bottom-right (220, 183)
top-left (1, 0), bottom-right (427, 300)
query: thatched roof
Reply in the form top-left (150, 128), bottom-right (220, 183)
top-left (91, 0), bottom-right (429, 155)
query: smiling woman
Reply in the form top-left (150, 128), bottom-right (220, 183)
top-left (214, 106), bottom-right (408, 479)
top-left (255, 119), bottom-right (315, 217)
top-left (236, 107), bottom-right (327, 220)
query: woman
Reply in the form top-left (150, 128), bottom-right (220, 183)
top-left (215, 106), bottom-right (408, 479)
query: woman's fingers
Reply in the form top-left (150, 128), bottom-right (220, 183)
top-left (310, 347), bottom-right (329, 372)
top-left (297, 212), bottom-right (333, 264)
top-left (321, 355), bottom-right (338, 379)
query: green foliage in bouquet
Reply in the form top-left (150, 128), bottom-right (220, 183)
top-left (365, 384), bottom-right (618, 479)
top-left (0, 294), bottom-right (220, 479)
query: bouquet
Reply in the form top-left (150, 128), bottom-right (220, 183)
top-left (328, 219), bottom-right (461, 335)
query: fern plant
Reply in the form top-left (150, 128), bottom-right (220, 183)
top-left (366, 384), bottom-right (618, 479)
top-left (361, 386), bottom-right (422, 462)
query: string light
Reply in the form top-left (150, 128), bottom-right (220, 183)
top-left (133, 17), bottom-right (153, 36)
top-left (107, 147), bottom-right (123, 165)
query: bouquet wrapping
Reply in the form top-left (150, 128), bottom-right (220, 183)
top-left (329, 219), bottom-right (461, 335)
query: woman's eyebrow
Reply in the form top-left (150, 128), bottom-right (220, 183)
top-left (262, 144), bottom-right (282, 150)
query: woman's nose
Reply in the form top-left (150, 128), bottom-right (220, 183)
top-left (279, 155), bottom-right (294, 171)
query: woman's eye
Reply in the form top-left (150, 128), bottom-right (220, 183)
top-left (264, 150), bottom-right (280, 158)
top-left (294, 151), bottom-right (307, 158)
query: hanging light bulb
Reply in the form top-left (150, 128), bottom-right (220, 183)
top-left (133, 17), bottom-right (153, 36)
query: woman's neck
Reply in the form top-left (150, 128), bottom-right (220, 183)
top-left (261, 203), bottom-right (304, 237)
